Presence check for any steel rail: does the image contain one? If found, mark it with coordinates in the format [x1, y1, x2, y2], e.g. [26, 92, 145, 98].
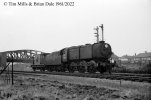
[8, 71, 151, 83]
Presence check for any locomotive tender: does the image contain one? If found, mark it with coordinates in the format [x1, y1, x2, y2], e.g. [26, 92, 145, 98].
[31, 41, 115, 73]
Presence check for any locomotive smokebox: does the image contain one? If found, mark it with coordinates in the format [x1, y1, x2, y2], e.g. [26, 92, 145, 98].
[92, 42, 112, 59]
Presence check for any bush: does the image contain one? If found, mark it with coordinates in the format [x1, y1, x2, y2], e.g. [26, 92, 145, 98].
[112, 63, 151, 74]
[140, 63, 151, 74]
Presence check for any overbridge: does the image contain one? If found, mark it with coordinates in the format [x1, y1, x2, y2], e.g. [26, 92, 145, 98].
[6, 49, 44, 63]
[0, 49, 44, 68]
[0, 49, 44, 84]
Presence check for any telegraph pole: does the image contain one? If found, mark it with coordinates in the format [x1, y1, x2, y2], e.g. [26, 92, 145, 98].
[99, 24, 104, 41]
[94, 26, 99, 43]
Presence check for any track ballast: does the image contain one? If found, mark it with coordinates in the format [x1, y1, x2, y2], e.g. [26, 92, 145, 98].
[10, 71, 151, 83]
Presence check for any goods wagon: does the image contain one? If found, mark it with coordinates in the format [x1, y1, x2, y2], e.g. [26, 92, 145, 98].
[33, 54, 41, 65]
[31, 53, 48, 71]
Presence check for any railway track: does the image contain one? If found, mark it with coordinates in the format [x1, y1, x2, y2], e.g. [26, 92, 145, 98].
[7, 71, 150, 83]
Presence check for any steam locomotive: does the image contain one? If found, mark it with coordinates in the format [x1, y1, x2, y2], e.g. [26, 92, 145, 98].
[31, 41, 115, 73]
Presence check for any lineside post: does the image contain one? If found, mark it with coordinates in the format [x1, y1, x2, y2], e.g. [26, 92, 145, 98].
[94, 26, 99, 43]
[8, 64, 10, 84]
[99, 24, 104, 41]
[11, 56, 14, 85]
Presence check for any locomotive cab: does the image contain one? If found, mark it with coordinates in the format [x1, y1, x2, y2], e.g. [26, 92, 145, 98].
[60, 48, 68, 63]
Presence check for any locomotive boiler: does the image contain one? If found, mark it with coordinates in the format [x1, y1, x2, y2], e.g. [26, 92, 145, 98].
[31, 41, 115, 73]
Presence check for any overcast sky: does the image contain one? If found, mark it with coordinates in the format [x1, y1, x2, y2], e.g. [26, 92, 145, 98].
[0, 0, 151, 56]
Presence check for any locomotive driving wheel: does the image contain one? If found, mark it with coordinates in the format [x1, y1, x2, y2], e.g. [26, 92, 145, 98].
[47, 67, 53, 72]
[68, 66, 75, 73]
[98, 62, 106, 74]
[87, 60, 97, 73]
[60, 65, 66, 72]
[46, 66, 53, 72]
[68, 62, 76, 73]
[78, 61, 87, 73]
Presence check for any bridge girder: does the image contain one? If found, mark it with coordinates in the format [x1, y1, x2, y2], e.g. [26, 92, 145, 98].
[3, 49, 44, 63]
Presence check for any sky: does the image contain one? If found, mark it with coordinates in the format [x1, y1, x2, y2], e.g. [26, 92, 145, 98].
[0, 0, 151, 56]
